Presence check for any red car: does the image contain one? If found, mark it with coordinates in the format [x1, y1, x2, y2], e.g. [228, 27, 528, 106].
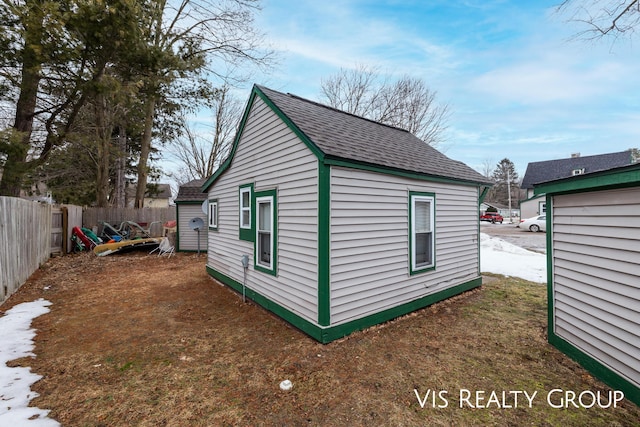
[480, 212, 504, 223]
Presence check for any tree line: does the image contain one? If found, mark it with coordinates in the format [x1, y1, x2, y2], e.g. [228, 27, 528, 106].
[0, 0, 272, 207]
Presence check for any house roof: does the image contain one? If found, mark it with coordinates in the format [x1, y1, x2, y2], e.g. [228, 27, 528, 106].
[521, 150, 634, 189]
[203, 85, 492, 191]
[256, 86, 491, 184]
[534, 162, 640, 196]
[175, 178, 207, 202]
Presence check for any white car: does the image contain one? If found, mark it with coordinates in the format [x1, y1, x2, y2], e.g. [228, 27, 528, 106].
[518, 215, 546, 232]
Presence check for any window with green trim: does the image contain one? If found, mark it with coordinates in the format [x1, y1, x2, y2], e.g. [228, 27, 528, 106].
[208, 199, 218, 230]
[254, 190, 277, 275]
[239, 184, 254, 241]
[410, 192, 435, 273]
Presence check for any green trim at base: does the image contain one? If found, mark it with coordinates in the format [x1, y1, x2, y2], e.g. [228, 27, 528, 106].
[206, 265, 481, 343]
[548, 332, 640, 407]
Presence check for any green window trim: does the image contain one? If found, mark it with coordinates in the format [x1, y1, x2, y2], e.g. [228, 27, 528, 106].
[239, 183, 254, 241]
[208, 198, 218, 230]
[409, 191, 436, 275]
[254, 189, 277, 276]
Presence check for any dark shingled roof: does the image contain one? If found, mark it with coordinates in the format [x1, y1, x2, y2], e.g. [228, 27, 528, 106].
[256, 86, 492, 185]
[521, 151, 634, 189]
[175, 178, 207, 202]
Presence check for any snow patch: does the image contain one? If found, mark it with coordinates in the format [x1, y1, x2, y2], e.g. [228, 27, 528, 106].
[0, 299, 60, 426]
[480, 233, 547, 283]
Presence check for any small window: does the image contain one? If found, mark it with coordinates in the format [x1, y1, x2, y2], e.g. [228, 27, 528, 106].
[240, 187, 251, 228]
[410, 192, 435, 274]
[239, 184, 254, 241]
[208, 199, 218, 230]
[254, 190, 277, 275]
[572, 168, 585, 176]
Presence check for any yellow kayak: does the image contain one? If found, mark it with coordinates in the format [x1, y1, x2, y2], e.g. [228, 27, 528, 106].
[93, 237, 162, 256]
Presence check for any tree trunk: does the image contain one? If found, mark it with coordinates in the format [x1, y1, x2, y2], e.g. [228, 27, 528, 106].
[114, 124, 127, 208]
[0, 1, 44, 196]
[95, 92, 112, 207]
[135, 96, 156, 208]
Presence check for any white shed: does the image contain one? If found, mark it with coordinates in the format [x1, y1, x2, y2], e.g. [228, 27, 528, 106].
[201, 85, 493, 343]
[535, 163, 640, 406]
[174, 178, 208, 253]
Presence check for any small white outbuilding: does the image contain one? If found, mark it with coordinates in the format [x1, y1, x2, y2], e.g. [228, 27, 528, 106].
[174, 178, 208, 253]
[535, 163, 640, 406]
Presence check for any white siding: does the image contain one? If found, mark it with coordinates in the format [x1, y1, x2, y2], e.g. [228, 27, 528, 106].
[207, 97, 319, 322]
[177, 204, 208, 252]
[551, 187, 640, 388]
[330, 167, 480, 324]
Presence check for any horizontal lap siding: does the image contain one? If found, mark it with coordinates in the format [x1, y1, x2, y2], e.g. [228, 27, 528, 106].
[551, 187, 640, 388]
[177, 205, 208, 251]
[207, 97, 319, 323]
[330, 167, 480, 324]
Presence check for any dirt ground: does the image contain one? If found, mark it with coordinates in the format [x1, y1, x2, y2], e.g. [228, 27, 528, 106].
[2, 251, 639, 426]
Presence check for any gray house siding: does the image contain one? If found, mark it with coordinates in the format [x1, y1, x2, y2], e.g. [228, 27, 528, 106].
[206, 97, 320, 322]
[176, 204, 208, 252]
[330, 167, 480, 324]
[550, 187, 640, 391]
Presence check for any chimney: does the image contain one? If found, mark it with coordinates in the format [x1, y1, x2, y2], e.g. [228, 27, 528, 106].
[571, 152, 580, 158]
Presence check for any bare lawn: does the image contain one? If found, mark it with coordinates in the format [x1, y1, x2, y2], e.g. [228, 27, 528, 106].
[3, 252, 639, 426]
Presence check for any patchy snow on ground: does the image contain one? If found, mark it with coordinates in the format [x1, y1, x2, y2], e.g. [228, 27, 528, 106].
[480, 232, 547, 283]
[0, 298, 60, 426]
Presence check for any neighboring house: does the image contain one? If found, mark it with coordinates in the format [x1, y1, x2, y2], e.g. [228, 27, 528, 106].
[534, 163, 640, 407]
[201, 85, 493, 343]
[520, 150, 636, 219]
[126, 183, 173, 208]
[174, 178, 208, 252]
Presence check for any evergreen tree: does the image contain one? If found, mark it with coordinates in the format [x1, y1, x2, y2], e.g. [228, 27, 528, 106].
[490, 158, 519, 206]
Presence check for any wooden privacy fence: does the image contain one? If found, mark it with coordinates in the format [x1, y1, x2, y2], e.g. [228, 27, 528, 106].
[83, 206, 176, 237]
[0, 196, 52, 302]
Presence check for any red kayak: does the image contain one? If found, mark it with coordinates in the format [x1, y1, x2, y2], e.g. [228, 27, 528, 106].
[72, 226, 95, 250]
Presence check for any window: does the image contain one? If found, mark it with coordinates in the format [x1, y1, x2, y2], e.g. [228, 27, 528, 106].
[410, 192, 435, 274]
[239, 184, 253, 241]
[208, 199, 218, 230]
[572, 168, 585, 176]
[254, 190, 277, 275]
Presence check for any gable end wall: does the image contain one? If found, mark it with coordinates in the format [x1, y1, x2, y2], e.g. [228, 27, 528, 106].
[206, 97, 320, 323]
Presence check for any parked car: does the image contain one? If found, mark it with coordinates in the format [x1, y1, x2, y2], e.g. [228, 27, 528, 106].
[518, 215, 546, 232]
[480, 212, 504, 223]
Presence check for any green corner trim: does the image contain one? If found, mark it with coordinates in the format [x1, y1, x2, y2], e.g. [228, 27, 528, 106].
[317, 161, 331, 326]
[206, 264, 481, 344]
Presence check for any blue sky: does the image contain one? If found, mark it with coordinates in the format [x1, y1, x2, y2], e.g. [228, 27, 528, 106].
[242, 0, 640, 178]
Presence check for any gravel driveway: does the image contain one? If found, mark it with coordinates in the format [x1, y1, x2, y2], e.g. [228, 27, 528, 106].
[480, 220, 547, 254]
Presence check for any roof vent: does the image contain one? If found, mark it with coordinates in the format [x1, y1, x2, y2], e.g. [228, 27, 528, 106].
[571, 152, 580, 158]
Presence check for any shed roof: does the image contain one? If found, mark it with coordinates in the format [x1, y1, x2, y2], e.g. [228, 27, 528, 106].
[175, 178, 207, 202]
[203, 85, 492, 191]
[521, 150, 634, 189]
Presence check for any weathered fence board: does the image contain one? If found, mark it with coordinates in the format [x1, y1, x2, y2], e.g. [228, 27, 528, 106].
[0, 197, 51, 302]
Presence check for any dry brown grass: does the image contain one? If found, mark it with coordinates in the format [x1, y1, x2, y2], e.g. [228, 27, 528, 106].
[3, 252, 639, 426]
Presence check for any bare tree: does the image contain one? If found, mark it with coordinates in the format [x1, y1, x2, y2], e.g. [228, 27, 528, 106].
[558, 1, 640, 41]
[320, 65, 450, 146]
[169, 85, 242, 181]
